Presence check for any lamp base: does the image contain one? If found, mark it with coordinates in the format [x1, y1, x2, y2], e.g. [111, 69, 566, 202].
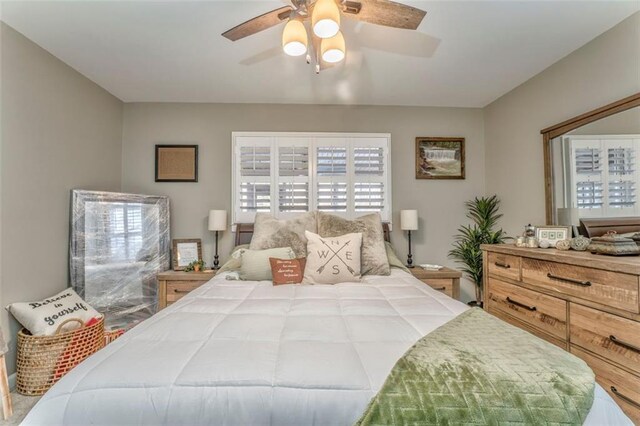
[406, 264, 415, 269]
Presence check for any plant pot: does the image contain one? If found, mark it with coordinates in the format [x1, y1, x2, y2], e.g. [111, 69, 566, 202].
[194, 265, 201, 272]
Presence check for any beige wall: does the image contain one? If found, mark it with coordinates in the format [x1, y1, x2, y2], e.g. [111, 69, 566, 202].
[0, 23, 123, 373]
[484, 12, 640, 235]
[568, 106, 640, 135]
[122, 103, 485, 302]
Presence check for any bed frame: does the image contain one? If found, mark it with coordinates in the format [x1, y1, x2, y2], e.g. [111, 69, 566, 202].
[578, 217, 640, 238]
[234, 222, 391, 246]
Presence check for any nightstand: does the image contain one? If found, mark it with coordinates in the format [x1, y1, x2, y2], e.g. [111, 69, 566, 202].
[157, 270, 217, 310]
[408, 267, 461, 300]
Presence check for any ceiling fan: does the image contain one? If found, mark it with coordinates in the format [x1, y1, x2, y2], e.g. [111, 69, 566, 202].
[222, 0, 427, 73]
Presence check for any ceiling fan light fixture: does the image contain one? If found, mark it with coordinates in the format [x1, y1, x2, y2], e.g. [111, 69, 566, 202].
[282, 19, 308, 56]
[321, 31, 345, 63]
[312, 0, 341, 39]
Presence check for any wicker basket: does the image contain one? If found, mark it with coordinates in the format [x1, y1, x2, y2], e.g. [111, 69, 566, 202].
[16, 317, 105, 395]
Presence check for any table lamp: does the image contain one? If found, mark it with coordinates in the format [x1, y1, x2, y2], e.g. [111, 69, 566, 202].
[400, 210, 418, 268]
[208, 210, 227, 270]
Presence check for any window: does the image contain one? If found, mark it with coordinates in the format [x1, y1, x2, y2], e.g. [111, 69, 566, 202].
[565, 136, 639, 218]
[232, 133, 391, 223]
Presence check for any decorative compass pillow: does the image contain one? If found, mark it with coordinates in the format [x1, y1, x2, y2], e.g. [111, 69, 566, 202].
[303, 231, 363, 285]
[6, 288, 101, 336]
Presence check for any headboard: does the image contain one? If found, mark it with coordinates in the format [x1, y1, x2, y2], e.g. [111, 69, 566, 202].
[578, 217, 640, 238]
[235, 222, 391, 247]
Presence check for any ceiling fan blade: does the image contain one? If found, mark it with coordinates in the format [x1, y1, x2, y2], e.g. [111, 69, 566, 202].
[222, 6, 293, 41]
[343, 0, 426, 30]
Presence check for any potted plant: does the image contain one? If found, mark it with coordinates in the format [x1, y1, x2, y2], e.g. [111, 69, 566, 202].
[184, 259, 206, 272]
[448, 195, 508, 307]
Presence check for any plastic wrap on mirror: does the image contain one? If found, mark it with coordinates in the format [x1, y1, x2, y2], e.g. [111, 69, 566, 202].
[70, 190, 170, 330]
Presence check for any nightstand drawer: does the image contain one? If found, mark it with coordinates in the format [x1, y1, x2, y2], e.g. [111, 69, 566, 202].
[421, 278, 452, 297]
[521, 258, 639, 313]
[487, 278, 567, 340]
[570, 303, 640, 375]
[487, 252, 521, 281]
[571, 346, 640, 424]
[166, 280, 208, 304]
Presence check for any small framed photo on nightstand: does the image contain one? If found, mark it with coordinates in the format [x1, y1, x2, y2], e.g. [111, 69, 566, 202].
[535, 226, 571, 247]
[172, 239, 202, 270]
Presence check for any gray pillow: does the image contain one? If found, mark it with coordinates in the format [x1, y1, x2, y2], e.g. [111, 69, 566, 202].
[249, 212, 317, 258]
[385, 241, 410, 273]
[317, 212, 390, 276]
[239, 247, 296, 281]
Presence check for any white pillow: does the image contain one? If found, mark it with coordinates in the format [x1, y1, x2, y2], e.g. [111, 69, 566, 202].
[303, 231, 362, 284]
[6, 288, 101, 336]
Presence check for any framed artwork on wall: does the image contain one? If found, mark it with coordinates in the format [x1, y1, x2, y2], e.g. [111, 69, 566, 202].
[415, 137, 465, 180]
[172, 239, 203, 271]
[155, 144, 198, 182]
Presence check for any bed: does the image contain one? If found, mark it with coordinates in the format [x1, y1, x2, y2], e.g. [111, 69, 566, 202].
[23, 268, 631, 425]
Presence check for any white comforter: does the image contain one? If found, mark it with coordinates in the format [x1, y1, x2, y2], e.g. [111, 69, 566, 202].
[24, 270, 631, 425]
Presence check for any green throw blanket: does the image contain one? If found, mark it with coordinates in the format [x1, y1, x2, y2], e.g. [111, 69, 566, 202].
[356, 309, 595, 425]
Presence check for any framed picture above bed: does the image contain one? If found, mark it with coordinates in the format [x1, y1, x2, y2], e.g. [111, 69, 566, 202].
[415, 137, 465, 180]
[172, 239, 203, 271]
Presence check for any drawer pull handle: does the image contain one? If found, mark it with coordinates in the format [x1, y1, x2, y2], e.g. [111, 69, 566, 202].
[546, 273, 592, 287]
[609, 335, 640, 353]
[172, 289, 190, 294]
[432, 286, 446, 291]
[494, 262, 511, 269]
[610, 386, 640, 408]
[506, 297, 536, 311]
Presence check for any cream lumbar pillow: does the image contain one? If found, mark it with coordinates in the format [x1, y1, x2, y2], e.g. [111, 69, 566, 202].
[303, 231, 362, 285]
[239, 247, 296, 281]
[6, 288, 101, 336]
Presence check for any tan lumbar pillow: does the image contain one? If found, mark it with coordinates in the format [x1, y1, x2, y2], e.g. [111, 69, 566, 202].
[303, 231, 362, 284]
[6, 288, 101, 336]
[238, 247, 296, 281]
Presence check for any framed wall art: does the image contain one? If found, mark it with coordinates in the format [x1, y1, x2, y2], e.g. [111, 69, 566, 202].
[172, 239, 203, 270]
[415, 137, 465, 179]
[155, 144, 198, 182]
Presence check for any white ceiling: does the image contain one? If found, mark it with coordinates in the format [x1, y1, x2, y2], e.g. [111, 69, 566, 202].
[1, 1, 638, 107]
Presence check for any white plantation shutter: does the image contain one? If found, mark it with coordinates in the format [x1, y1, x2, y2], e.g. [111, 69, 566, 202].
[352, 140, 388, 218]
[277, 139, 311, 216]
[235, 137, 274, 222]
[233, 133, 392, 224]
[316, 142, 349, 214]
[567, 136, 640, 218]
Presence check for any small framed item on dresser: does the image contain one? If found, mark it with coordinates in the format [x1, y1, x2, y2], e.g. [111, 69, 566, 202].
[172, 239, 202, 271]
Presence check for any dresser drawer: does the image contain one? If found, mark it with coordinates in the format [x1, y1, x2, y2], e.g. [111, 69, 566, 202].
[522, 258, 639, 313]
[487, 252, 521, 281]
[421, 278, 453, 298]
[166, 280, 208, 304]
[571, 346, 640, 424]
[490, 308, 566, 350]
[570, 303, 640, 375]
[487, 278, 567, 340]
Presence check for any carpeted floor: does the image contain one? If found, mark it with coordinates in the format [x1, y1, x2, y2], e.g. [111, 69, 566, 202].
[0, 393, 40, 426]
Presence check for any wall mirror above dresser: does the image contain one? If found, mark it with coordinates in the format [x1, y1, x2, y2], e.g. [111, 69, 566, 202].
[541, 93, 640, 226]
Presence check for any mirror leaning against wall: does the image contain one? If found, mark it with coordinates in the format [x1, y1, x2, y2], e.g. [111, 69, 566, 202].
[542, 94, 640, 232]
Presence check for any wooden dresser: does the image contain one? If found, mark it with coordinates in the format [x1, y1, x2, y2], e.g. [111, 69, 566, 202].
[409, 267, 461, 300]
[157, 270, 217, 310]
[482, 244, 640, 423]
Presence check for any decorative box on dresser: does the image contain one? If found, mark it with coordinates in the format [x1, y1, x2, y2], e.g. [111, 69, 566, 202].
[157, 270, 217, 310]
[409, 267, 461, 300]
[482, 244, 640, 423]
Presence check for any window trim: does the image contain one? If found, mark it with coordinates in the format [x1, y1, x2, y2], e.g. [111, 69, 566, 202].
[232, 131, 392, 227]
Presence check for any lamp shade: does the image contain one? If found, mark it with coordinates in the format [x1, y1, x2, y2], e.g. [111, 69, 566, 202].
[312, 0, 340, 39]
[208, 210, 227, 231]
[400, 210, 418, 231]
[321, 31, 345, 63]
[282, 19, 308, 57]
[557, 207, 579, 226]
